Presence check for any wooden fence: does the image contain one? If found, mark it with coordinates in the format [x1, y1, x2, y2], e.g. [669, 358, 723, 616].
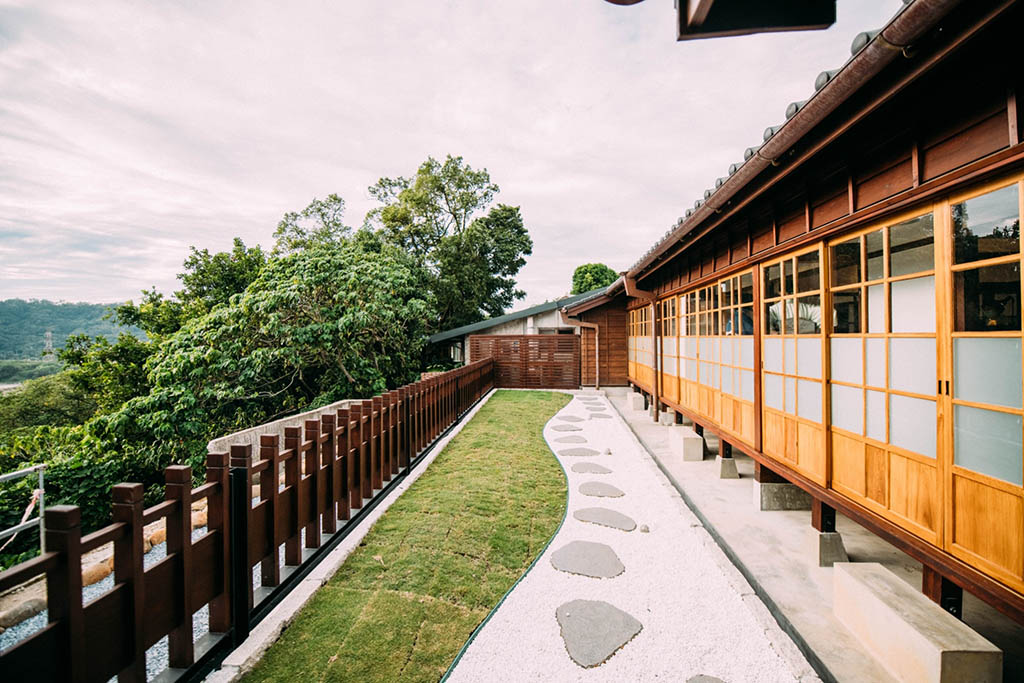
[0, 358, 494, 682]
[469, 334, 580, 389]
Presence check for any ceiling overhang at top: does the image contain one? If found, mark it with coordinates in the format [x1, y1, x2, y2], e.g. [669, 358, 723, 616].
[676, 0, 836, 41]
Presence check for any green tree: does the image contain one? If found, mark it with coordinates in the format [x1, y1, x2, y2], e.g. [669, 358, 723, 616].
[58, 333, 153, 414]
[366, 155, 532, 331]
[571, 263, 618, 294]
[0, 372, 97, 436]
[273, 194, 350, 255]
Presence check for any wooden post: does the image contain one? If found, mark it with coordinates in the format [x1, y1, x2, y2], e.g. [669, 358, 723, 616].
[360, 402, 372, 499]
[348, 404, 363, 510]
[371, 397, 383, 489]
[229, 445, 254, 613]
[165, 464, 194, 668]
[336, 408, 351, 521]
[259, 434, 281, 586]
[721, 441, 733, 458]
[922, 565, 964, 620]
[304, 419, 321, 549]
[45, 505, 85, 683]
[112, 484, 145, 683]
[397, 388, 408, 470]
[205, 452, 230, 632]
[321, 414, 337, 534]
[811, 499, 836, 533]
[283, 427, 302, 566]
[753, 461, 787, 484]
[389, 391, 399, 476]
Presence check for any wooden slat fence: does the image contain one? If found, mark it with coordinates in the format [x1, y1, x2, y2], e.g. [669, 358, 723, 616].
[469, 334, 580, 389]
[0, 358, 494, 682]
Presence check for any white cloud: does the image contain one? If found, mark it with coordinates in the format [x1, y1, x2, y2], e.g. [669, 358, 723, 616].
[0, 0, 902, 306]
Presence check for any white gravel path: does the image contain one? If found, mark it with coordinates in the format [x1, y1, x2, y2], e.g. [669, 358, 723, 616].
[447, 392, 816, 683]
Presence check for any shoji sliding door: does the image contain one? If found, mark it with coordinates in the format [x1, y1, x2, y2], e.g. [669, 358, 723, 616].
[660, 297, 680, 404]
[944, 177, 1024, 592]
[718, 271, 756, 445]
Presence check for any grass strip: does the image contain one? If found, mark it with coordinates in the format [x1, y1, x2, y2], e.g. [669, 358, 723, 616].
[243, 389, 571, 683]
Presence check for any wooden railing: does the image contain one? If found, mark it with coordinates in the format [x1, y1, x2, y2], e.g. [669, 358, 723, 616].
[0, 358, 494, 682]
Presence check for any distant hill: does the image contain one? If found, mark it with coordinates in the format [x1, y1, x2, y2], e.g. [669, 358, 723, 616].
[0, 299, 145, 359]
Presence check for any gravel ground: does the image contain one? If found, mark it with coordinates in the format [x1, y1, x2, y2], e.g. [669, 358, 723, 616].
[447, 393, 814, 683]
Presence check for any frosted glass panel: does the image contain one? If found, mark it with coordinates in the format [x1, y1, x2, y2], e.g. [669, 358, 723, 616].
[866, 390, 886, 442]
[891, 276, 935, 333]
[830, 338, 862, 384]
[889, 338, 935, 396]
[867, 284, 885, 333]
[684, 338, 697, 358]
[721, 338, 733, 365]
[711, 338, 719, 360]
[798, 380, 822, 422]
[741, 370, 754, 402]
[721, 366, 733, 396]
[866, 338, 885, 388]
[739, 338, 754, 369]
[685, 359, 698, 380]
[890, 395, 936, 458]
[663, 355, 677, 375]
[954, 337, 1022, 409]
[785, 377, 796, 414]
[765, 374, 783, 410]
[831, 384, 862, 434]
[700, 337, 713, 360]
[784, 339, 796, 375]
[954, 405, 1023, 486]
[764, 338, 783, 373]
[797, 338, 822, 379]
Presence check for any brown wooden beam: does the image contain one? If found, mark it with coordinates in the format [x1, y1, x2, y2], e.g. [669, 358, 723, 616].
[923, 565, 964, 620]
[811, 499, 837, 534]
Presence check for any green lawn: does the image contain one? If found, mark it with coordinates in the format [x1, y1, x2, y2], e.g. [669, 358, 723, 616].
[244, 389, 571, 683]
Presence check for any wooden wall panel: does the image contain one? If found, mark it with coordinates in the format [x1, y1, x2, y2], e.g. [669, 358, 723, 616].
[579, 299, 629, 387]
[921, 110, 1008, 181]
[952, 475, 1024, 587]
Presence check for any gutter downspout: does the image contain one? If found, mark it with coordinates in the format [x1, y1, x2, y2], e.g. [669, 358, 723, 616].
[560, 310, 600, 389]
[624, 274, 660, 419]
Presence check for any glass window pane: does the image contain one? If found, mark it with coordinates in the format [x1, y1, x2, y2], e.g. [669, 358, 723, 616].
[741, 370, 755, 402]
[832, 288, 861, 333]
[721, 366, 733, 396]
[797, 338, 822, 379]
[765, 373, 783, 410]
[831, 384, 863, 434]
[784, 338, 796, 376]
[739, 338, 754, 369]
[954, 406, 1023, 486]
[889, 394, 936, 458]
[866, 390, 886, 442]
[720, 279, 732, 307]
[764, 338, 784, 372]
[952, 184, 1020, 265]
[721, 336, 733, 364]
[685, 359, 698, 380]
[889, 213, 934, 277]
[766, 301, 782, 335]
[740, 306, 754, 335]
[785, 376, 796, 414]
[784, 259, 794, 296]
[830, 338, 862, 384]
[831, 238, 861, 286]
[700, 337, 713, 361]
[712, 309, 720, 335]
[891, 276, 935, 333]
[700, 361, 711, 386]
[684, 338, 697, 358]
[953, 262, 1021, 332]
[797, 252, 820, 292]
[866, 229, 884, 281]
[866, 338, 885, 388]
[711, 285, 719, 311]
[699, 288, 707, 311]
[784, 299, 795, 335]
[954, 337, 1022, 409]
[740, 272, 754, 303]
[867, 284, 885, 334]
[796, 295, 822, 334]
[889, 338, 936, 396]
[798, 379, 822, 422]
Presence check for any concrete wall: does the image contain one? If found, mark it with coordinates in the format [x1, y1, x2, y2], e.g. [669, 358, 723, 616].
[207, 398, 365, 455]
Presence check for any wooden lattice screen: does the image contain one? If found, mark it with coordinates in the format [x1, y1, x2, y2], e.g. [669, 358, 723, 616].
[469, 334, 580, 389]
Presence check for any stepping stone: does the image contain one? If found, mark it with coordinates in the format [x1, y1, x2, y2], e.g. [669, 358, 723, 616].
[589, 413, 612, 419]
[579, 481, 624, 498]
[559, 415, 584, 422]
[555, 435, 587, 443]
[585, 406, 605, 412]
[559, 447, 600, 457]
[556, 599, 642, 668]
[574, 507, 636, 532]
[687, 677, 725, 683]
[577, 399, 600, 404]
[572, 462, 611, 474]
[550, 541, 625, 578]
[552, 424, 582, 432]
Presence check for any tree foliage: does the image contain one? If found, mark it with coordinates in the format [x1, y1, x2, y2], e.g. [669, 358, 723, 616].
[0, 299, 141, 360]
[571, 263, 618, 295]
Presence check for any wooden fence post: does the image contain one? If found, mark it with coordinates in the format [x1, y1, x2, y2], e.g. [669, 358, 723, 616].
[45, 505, 85, 683]
[304, 419, 321, 549]
[370, 397, 382, 490]
[260, 435, 281, 586]
[206, 452, 230, 632]
[348, 404, 362, 510]
[230, 445, 254, 614]
[283, 427, 302, 566]
[321, 413, 337, 535]
[112, 484, 145, 683]
[335, 408, 350, 521]
[166, 464, 194, 668]
[398, 388, 409, 470]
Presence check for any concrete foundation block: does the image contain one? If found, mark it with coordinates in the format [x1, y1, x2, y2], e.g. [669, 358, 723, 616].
[752, 480, 811, 511]
[815, 531, 848, 567]
[717, 456, 739, 479]
[627, 393, 645, 411]
[668, 425, 704, 462]
[833, 562, 1001, 682]
[658, 410, 675, 426]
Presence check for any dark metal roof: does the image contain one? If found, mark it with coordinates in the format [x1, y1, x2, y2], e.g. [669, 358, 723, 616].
[428, 287, 609, 343]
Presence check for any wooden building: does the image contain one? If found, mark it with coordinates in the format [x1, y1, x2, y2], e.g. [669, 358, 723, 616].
[565, 0, 1024, 624]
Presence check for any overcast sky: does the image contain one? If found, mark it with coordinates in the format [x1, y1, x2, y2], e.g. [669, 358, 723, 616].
[0, 0, 901, 309]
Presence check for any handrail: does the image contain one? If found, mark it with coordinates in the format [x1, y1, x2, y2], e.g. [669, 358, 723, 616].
[0, 462, 46, 553]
